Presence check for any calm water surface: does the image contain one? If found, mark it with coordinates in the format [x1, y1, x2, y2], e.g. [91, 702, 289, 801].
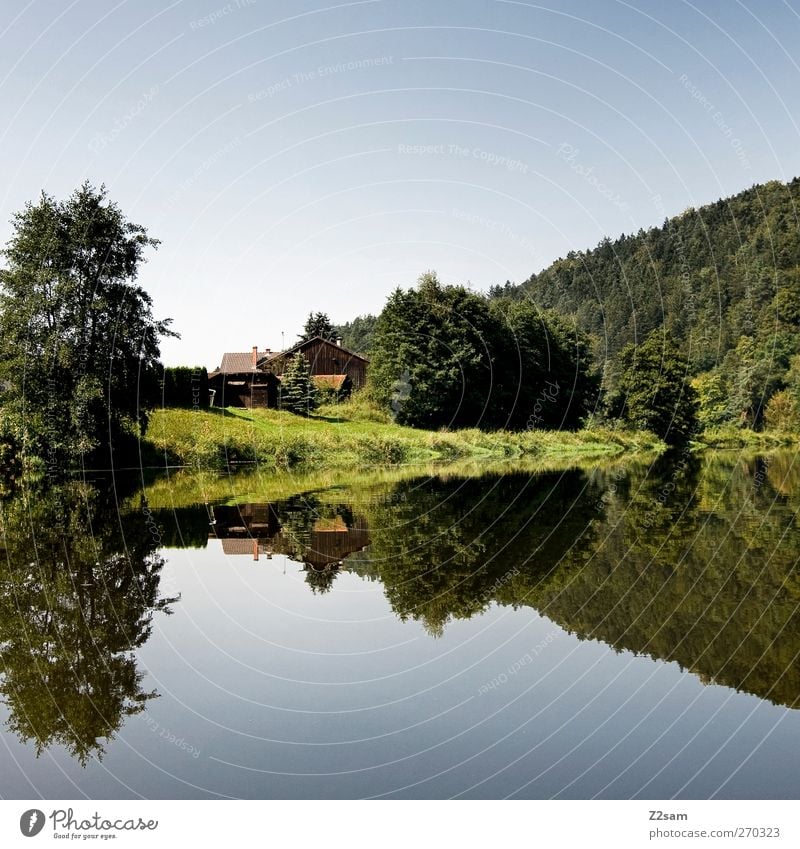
[1, 450, 799, 798]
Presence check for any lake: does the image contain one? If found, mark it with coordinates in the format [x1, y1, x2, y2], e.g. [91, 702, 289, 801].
[1, 449, 799, 799]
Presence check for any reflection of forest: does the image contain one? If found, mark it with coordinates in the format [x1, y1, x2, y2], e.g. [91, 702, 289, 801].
[2, 451, 798, 767]
[357, 453, 800, 708]
[0, 483, 177, 763]
[158, 452, 800, 708]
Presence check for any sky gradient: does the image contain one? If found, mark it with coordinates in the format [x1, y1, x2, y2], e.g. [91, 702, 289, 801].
[1, 0, 799, 366]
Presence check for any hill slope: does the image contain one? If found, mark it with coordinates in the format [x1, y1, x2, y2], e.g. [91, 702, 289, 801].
[495, 177, 800, 426]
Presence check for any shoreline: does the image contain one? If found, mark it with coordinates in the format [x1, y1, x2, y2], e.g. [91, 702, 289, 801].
[144, 406, 666, 474]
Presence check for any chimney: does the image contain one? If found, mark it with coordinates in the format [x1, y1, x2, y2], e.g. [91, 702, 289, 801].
[336, 337, 342, 347]
[252, 346, 258, 368]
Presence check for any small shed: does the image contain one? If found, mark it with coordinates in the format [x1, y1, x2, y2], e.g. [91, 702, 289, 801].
[208, 347, 279, 408]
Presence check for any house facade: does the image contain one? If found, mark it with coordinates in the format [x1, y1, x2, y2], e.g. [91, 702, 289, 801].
[207, 347, 279, 408]
[260, 337, 368, 391]
[209, 337, 368, 409]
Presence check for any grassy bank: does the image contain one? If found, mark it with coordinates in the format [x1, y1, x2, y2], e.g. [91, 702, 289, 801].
[144, 405, 664, 473]
[130, 450, 658, 510]
[697, 426, 800, 449]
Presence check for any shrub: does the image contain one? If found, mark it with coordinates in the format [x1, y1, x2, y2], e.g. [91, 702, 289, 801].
[765, 390, 800, 431]
[162, 366, 209, 408]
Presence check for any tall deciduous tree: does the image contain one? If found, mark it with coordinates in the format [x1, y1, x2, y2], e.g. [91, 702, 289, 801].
[0, 182, 174, 467]
[610, 330, 698, 445]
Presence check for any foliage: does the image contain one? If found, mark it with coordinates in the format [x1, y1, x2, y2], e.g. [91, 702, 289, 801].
[162, 366, 208, 409]
[0, 482, 177, 763]
[489, 297, 599, 429]
[501, 177, 800, 429]
[300, 311, 337, 342]
[280, 353, 320, 416]
[335, 313, 377, 353]
[764, 390, 800, 431]
[368, 272, 598, 430]
[317, 386, 391, 423]
[691, 371, 728, 429]
[0, 182, 174, 468]
[312, 375, 347, 406]
[0, 414, 23, 494]
[609, 330, 698, 445]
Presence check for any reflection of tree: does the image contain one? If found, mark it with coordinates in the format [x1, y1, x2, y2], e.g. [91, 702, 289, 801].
[538, 452, 800, 708]
[351, 454, 800, 708]
[304, 565, 338, 595]
[0, 483, 177, 764]
[277, 497, 362, 594]
[353, 471, 601, 636]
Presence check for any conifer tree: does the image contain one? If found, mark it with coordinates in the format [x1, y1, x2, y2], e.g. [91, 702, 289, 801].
[280, 353, 319, 415]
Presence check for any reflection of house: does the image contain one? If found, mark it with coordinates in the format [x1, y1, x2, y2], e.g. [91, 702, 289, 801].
[208, 337, 368, 408]
[301, 516, 370, 569]
[210, 502, 370, 569]
[207, 348, 279, 409]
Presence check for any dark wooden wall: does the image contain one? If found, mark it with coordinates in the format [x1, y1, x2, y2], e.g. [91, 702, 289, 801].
[209, 373, 279, 408]
[268, 339, 367, 389]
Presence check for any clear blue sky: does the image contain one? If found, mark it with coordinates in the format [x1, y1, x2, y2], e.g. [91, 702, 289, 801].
[2, 0, 799, 366]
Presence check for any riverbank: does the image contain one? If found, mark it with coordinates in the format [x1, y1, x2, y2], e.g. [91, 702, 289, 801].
[144, 406, 665, 473]
[698, 426, 800, 449]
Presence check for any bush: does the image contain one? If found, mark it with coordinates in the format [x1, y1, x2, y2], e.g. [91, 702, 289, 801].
[765, 390, 800, 431]
[317, 387, 391, 423]
[162, 366, 208, 409]
[352, 435, 408, 465]
[0, 417, 23, 493]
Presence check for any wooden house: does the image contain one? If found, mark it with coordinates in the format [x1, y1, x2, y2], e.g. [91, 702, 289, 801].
[208, 347, 279, 408]
[260, 336, 368, 391]
[209, 337, 368, 409]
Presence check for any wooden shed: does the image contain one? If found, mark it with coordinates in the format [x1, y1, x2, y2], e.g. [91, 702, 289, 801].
[208, 347, 279, 408]
[261, 337, 368, 391]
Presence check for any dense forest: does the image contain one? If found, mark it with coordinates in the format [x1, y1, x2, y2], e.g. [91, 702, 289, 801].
[342, 178, 800, 431]
[494, 177, 800, 428]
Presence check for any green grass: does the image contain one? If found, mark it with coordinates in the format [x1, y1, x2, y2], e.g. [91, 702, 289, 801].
[144, 403, 664, 474]
[130, 450, 659, 510]
[698, 426, 800, 448]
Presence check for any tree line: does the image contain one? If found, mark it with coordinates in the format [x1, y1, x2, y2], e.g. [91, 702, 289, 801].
[14, 178, 795, 477]
[497, 177, 800, 430]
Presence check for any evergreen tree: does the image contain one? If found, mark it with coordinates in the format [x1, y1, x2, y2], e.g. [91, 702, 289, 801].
[335, 313, 377, 353]
[369, 273, 596, 430]
[301, 312, 337, 342]
[498, 177, 800, 430]
[280, 353, 319, 415]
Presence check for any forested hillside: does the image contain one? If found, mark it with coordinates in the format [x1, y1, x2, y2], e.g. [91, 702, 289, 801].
[494, 177, 800, 428]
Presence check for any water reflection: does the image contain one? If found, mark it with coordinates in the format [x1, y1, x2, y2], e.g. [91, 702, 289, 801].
[149, 452, 800, 707]
[210, 499, 369, 594]
[2, 450, 799, 772]
[0, 484, 178, 763]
